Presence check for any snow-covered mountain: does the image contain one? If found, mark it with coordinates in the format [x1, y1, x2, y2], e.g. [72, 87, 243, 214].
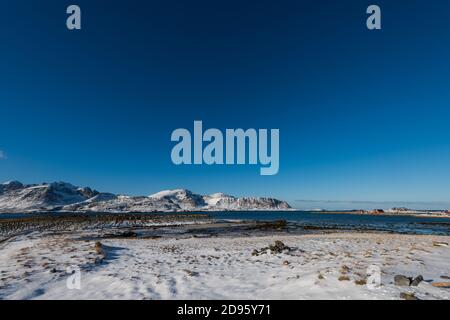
[0, 181, 292, 213]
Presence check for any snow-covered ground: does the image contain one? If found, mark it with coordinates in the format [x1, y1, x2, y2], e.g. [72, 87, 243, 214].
[1, 229, 449, 300]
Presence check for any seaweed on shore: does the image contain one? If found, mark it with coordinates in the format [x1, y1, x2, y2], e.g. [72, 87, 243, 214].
[0, 213, 210, 240]
[246, 220, 288, 231]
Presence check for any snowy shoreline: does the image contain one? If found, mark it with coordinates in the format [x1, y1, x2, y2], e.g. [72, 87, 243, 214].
[1, 220, 449, 300]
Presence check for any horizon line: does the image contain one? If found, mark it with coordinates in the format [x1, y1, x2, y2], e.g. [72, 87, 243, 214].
[295, 199, 450, 206]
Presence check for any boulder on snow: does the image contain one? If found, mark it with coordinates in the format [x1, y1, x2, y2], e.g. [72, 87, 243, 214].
[269, 240, 290, 254]
[394, 274, 424, 287]
[410, 275, 423, 286]
[394, 275, 412, 286]
[400, 292, 419, 300]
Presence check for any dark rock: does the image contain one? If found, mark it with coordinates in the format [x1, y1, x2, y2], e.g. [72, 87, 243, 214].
[400, 292, 419, 300]
[94, 242, 104, 254]
[94, 241, 107, 258]
[394, 275, 412, 286]
[355, 279, 367, 285]
[340, 265, 351, 274]
[269, 241, 290, 254]
[183, 269, 199, 277]
[253, 241, 291, 256]
[411, 275, 423, 286]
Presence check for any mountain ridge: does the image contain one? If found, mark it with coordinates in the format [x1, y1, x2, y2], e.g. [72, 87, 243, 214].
[0, 181, 292, 213]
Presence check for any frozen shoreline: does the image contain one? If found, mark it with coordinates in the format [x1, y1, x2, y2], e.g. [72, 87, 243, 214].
[1, 223, 449, 300]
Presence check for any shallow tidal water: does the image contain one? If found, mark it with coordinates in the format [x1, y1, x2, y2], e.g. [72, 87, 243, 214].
[2, 211, 450, 236]
[209, 211, 450, 236]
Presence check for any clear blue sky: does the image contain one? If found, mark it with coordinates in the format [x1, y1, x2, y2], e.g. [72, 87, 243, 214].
[1, 1, 450, 208]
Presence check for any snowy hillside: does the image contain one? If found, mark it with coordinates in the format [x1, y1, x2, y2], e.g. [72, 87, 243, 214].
[0, 181, 98, 212]
[0, 181, 292, 213]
